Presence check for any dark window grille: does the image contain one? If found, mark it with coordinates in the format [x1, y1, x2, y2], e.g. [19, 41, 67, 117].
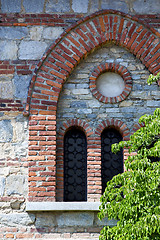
[64, 128, 87, 201]
[101, 128, 123, 194]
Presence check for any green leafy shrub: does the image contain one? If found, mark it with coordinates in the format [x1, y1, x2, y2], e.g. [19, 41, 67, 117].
[147, 72, 160, 85]
[98, 74, 160, 239]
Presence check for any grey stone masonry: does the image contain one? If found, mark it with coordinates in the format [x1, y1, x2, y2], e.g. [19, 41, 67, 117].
[1, 0, 21, 13]
[72, 0, 89, 13]
[23, 0, 45, 13]
[0, 177, 5, 197]
[0, 40, 18, 60]
[56, 44, 160, 132]
[6, 174, 27, 196]
[46, 0, 71, 13]
[43, 27, 64, 40]
[0, 76, 13, 99]
[0, 26, 65, 62]
[19, 41, 48, 60]
[0, 213, 35, 227]
[0, 0, 160, 14]
[13, 75, 31, 101]
[0, 120, 13, 142]
[101, 0, 129, 13]
[133, 0, 160, 14]
[57, 212, 94, 227]
[0, 27, 28, 40]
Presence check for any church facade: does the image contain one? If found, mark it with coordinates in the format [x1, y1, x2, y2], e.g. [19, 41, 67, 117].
[0, 1, 160, 239]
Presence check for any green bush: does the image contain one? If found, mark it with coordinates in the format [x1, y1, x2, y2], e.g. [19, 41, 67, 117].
[98, 75, 160, 240]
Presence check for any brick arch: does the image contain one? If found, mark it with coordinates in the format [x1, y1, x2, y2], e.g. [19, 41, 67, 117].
[132, 121, 145, 135]
[95, 118, 130, 140]
[24, 9, 160, 117]
[26, 10, 160, 202]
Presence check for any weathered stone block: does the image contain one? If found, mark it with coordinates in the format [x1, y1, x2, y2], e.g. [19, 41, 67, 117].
[0, 213, 35, 227]
[43, 27, 64, 40]
[77, 73, 88, 79]
[77, 109, 92, 114]
[10, 199, 24, 210]
[6, 175, 27, 196]
[14, 141, 28, 157]
[95, 216, 117, 227]
[88, 100, 101, 108]
[88, 114, 97, 119]
[1, 0, 21, 13]
[0, 27, 28, 40]
[71, 101, 87, 108]
[72, 89, 89, 95]
[0, 81, 13, 99]
[35, 213, 56, 227]
[88, 0, 99, 13]
[106, 108, 120, 113]
[0, 177, 5, 197]
[101, 0, 129, 13]
[133, 0, 160, 14]
[146, 101, 160, 107]
[119, 101, 133, 107]
[46, 0, 70, 13]
[30, 27, 43, 41]
[23, 0, 45, 13]
[72, 0, 88, 13]
[0, 41, 18, 60]
[19, 41, 47, 60]
[57, 212, 94, 227]
[0, 120, 13, 143]
[64, 84, 76, 89]
[13, 75, 31, 100]
[76, 84, 88, 89]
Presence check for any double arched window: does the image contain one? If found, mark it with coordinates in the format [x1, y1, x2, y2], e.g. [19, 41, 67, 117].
[63, 127, 123, 201]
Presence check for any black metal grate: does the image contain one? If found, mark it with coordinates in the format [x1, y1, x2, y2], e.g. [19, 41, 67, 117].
[64, 128, 87, 201]
[101, 128, 123, 194]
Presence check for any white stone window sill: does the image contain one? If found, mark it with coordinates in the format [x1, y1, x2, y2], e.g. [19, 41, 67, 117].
[26, 202, 100, 211]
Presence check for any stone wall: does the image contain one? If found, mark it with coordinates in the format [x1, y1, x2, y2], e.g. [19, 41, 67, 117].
[0, 0, 160, 15]
[0, 1, 160, 240]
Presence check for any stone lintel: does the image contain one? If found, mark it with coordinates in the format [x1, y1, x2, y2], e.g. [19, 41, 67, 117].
[26, 201, 100, 211]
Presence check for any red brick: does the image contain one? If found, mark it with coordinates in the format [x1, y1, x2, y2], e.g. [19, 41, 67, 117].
[66, 34, 80, 47]
[28, 176, 46, 181]
[39, 161, 55, 166]
[128, 23, 136, 38]
[118, 18, 124, 34]
[75, 27, 88, 41]
[56, 61, 72, 72]
[58, 43, 73, 55]
[50, 69, 66, 80]
[86, 22, 96, 35]
[99, 16, 105, 32]
[134, 39, 146, 54]
[16, 233, 34, 238]
[6, 234, 14, 238]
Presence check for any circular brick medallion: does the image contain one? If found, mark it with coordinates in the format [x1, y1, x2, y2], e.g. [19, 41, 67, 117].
[89, 63, 132, 103]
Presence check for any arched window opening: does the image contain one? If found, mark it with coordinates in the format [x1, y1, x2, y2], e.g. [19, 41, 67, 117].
[101, 128, 123, 194]
[64, 127, 87, 201]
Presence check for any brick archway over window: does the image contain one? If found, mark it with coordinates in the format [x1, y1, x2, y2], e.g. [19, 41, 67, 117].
[25, 10, 160, 202]
[56, 119, 99, 202]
